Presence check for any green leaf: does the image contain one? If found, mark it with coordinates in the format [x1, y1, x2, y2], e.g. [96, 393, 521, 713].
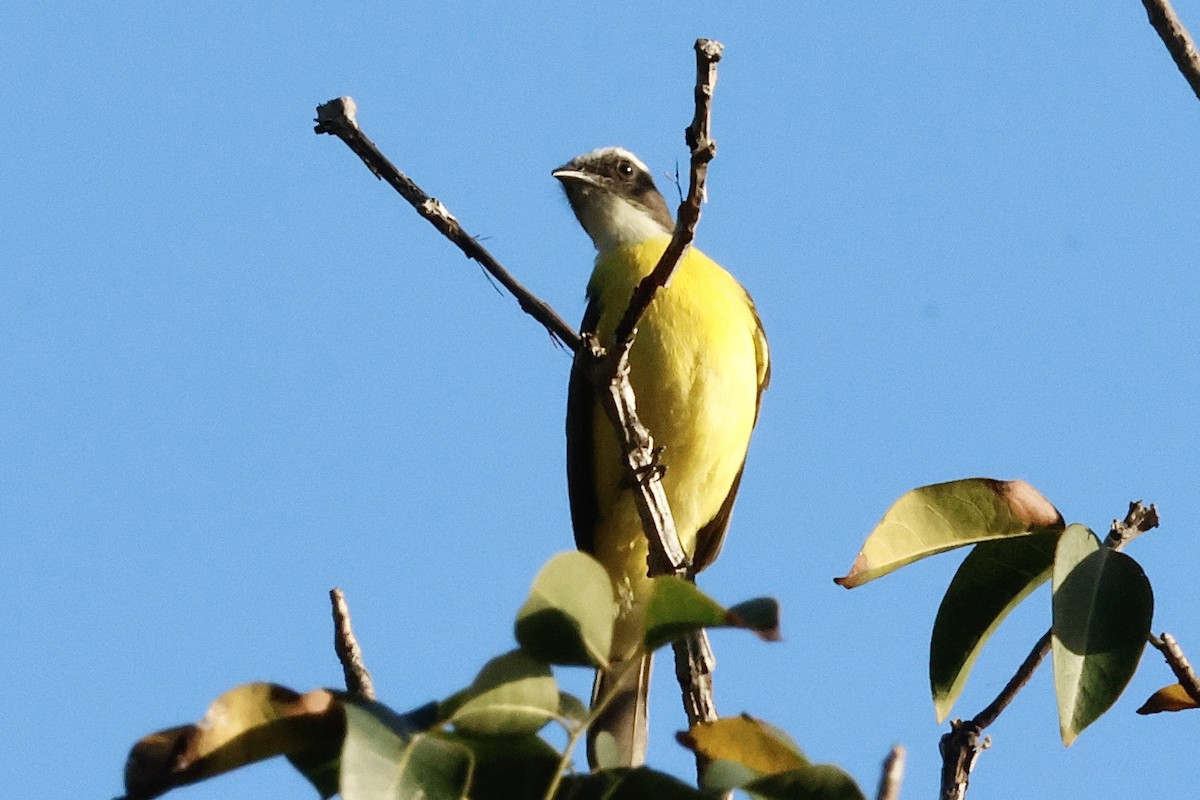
[930, 531, 1058, 722]
[741, 765, 867, 800]
[1051, 524, 1154, 745]
[341, 705, 473, 800]
[437, 688, 471, 725]
[557, 691, 589, 730]
[836, 478, 1064, 588]
[515, 551, 616, 667]
[292, 698, 436, 797]
[643, 577, 781, 651]
[442, 733, 558, 800]
[449, 651, 559, 737]
[702, 759, 766, 793]
[560, 767, 709, 800]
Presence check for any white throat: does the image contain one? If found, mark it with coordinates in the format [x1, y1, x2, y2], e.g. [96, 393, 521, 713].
[581, 193, 673, 254]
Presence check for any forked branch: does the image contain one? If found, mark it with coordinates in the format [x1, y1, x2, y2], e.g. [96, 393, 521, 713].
[938, 501, 1159, 800]
[315, 37, 730, 781]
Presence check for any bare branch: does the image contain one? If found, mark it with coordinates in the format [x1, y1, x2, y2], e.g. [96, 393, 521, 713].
[938, 722, 988, 800]
[587, 40, 729, 785]
[876, 744, 906, 800]
[673, 629, 719, 734]
[330, 587, 376, 701]
[671, 631, 727, 791]
[313, 39, 722, 580]
[313, 97, 580, 351]
[316, 39, 728, 779]
[587, 38, 725, 582]
[610, 39, 723, 352]
[1103, 500, 1159, 550]
[585, 336, 689, 575]
[1141, 0, 1200, 102]
[1149, 632, 1200, 704]
[938, 500, 1159, 799]
[971, 630, 1052, 731]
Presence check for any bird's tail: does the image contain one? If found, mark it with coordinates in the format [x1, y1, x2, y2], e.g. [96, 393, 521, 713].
[587, 652, 653, 769]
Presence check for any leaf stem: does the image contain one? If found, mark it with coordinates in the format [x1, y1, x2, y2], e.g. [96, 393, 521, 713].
[937, 500, 1159, 800]
[542, 683, 624, 800]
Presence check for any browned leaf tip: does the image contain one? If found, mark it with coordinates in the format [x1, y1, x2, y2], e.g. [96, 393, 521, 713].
[724, 610, 782, 642]
[992, 479, 1064, 530]
[122, 725, 195, 800]
[833, 552, 869, 589]
[122, 685, 344, 800]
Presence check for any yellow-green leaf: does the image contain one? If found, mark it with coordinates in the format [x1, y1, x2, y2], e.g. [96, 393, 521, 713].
[440, 733, 559, 800]
[836, 478, 1063, 588]
[562, 767, 709, 799]
[742, 765, 867, 800]
[515, 551, 615, 667]
[930, 531, 1058, 722]
[448, 651, 558, 737]
[1136, 683, 1200, 715]
[122, 683, 344, 800]
[681, 715, 807, 778]
[557, 691, 589, 729]
[340, 707, 472, 800]
[1052, 524, 1154, 745]
[644, 577, 781, 651]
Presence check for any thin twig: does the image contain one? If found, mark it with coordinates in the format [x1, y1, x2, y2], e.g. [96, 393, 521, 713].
[315, 39, 728, 778]
[330, 588, 376, 701]
[313, 97, 580, 350]
[972, 631, 1053, 731]
[1103, 500, 1159, 550]
[609, 39, 723, 351]
[938, 501, 1159, 800]
[585, 336, 689, 575]
[313, 91, 692, 577]
[591, 39, 727, 786]
[672, 629, 719, 774]
[1148, 632, 1200, 704]
[876, 744, 906, 800]
[1141, 0, 1200, 102]
[663, 41, 727, 787]
[580, 38, 725, 582]
[938, 722, 988, 800]
[543, 681, 626, 800]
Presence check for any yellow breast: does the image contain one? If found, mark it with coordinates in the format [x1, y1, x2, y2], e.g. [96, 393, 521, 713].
[586, 237, 766, 648]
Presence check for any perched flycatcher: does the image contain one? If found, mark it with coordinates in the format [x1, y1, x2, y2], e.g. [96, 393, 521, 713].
[554, 147, 770, 768]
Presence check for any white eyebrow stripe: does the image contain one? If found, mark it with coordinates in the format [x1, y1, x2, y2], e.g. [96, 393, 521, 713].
[583, 146, 652, 175]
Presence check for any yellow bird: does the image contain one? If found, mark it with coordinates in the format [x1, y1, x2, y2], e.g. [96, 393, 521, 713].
[554, 147, 770, 768]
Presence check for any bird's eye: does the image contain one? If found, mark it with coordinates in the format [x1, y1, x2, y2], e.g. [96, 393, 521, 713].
[616, 160, 634, 178]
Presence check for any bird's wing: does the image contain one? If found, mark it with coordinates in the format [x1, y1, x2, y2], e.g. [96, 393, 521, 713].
[692, 294, 770, 574]
[566, 297, 603, 555]
[750, 295, 772, 420]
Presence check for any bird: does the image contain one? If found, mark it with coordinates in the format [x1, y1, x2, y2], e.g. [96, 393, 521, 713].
[554, 147, 770, 768]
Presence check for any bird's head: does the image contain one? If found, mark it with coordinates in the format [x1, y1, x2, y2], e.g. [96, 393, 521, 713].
[553, 147, 675, 253]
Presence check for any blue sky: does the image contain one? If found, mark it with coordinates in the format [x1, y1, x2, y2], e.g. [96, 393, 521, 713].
[4, 3, 1198, 798]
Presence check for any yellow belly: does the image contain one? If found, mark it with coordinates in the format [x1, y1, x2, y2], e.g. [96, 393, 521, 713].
[586, 238, 763, 655]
